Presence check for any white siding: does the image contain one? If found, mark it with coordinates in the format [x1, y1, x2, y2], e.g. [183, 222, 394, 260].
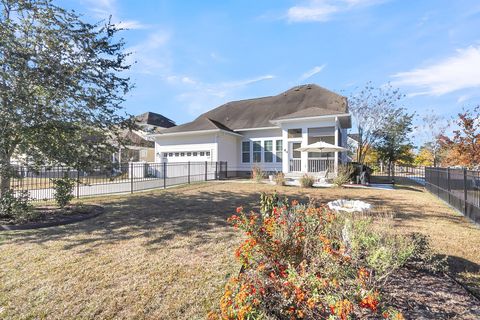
[235, 129, 283, 172]
[217, 133, 240, 168]
[155, 133, 218, 163]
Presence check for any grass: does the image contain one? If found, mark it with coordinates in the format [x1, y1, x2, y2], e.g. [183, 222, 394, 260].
[0, 181, 479, 319]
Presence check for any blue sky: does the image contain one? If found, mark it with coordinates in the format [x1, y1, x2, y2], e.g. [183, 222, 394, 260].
[62, 0, 480, 145]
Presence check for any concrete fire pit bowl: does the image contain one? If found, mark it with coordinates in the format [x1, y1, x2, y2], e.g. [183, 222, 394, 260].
[327, 199, 372, 213]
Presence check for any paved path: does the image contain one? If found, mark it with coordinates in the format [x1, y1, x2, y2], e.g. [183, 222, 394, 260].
[406, 176, 426, 186]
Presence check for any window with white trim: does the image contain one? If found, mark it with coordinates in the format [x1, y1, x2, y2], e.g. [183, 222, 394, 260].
[264, 140, 273, 162]
[276, 140, 283, 163]
[253, 141, 261, 163]
[242, 141, 250, 163]
[288, 128, 302, 138]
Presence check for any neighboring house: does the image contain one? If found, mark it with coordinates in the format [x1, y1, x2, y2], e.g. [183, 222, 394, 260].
[114, 112, 176, 163]
[151, 84, 351, 176]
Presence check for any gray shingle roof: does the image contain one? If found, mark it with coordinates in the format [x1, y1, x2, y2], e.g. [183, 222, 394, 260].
[135, 112, 176, 128]
[159, 117, 236, 134]
[159, 84, 349, 135]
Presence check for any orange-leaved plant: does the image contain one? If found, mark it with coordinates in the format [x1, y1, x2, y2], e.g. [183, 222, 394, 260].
[209, 194, 411, 320]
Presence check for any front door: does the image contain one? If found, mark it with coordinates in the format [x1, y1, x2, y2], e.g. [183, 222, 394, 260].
[289, 142, 302, 172]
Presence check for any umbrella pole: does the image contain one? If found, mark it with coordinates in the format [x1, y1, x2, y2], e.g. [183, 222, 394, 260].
[327, 153, 329, 172]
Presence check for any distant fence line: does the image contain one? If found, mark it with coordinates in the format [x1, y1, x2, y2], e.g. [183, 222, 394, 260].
[425, 167, 480, 224]
[365, 163, 426, 185]
[364, 162, 480, 224]
[10, 162, 228, 201]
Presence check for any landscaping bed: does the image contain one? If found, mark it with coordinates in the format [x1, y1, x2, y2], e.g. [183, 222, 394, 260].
[385, 267, 480, 319]
[0, 205, 104, 230]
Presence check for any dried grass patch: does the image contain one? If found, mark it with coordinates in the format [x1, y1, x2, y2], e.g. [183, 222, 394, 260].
[0, 181, 479, 319]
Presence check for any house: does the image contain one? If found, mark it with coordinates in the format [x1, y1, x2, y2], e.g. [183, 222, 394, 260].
[151, 84, 351, 176]
[114, 112, 176, 163]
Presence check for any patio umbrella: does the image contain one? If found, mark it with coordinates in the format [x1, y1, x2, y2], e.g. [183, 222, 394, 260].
[295, 141, 347, 153]
[295, 141, 347, 172]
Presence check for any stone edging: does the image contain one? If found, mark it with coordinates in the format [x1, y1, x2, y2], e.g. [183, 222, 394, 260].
[0, 205, 105, 231]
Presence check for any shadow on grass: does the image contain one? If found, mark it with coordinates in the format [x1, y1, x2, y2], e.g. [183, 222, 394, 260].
[2, 182, 479, 281]
[1, 184, 264, 251]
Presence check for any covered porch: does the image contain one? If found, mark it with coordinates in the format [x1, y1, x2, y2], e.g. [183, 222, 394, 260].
[281, 122, 347, 176]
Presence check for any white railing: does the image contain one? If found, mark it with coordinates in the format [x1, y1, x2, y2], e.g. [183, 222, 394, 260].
[308, 159, 334, 173]
[289, 159, 302, 172]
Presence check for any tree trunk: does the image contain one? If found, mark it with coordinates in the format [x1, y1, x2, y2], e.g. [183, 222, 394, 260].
[0, 155, 12, 199]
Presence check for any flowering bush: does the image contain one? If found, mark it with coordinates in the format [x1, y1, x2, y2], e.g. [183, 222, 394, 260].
[209, 194, 412, 320]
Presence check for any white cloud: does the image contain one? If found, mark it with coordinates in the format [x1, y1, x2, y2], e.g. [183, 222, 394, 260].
[174, 75, 276, 116]
[224, 75, 275, 88]
[391, 46, 480, 96]
[83, 0, 147, 30]
[299, 65, 326, 81]
[115, 20, 149, 30]
[126, 31, 172, 74]
[286, 0, 386, 22]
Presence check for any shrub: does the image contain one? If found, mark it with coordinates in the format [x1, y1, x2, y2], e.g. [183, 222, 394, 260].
[299, 174, 315, 188]
[51, 176, 76, 208]
[333, 164, 354, 187]
[274, 172, 286, 186]
[0, 189, 35, 222]
[209, 194, 413, 319]
[251, 166, 264, 183]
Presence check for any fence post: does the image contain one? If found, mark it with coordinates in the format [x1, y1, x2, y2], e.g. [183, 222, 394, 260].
[76, 169, 80, 199]
[463, 168, 467, 215]
[205, 161, 208, 181]
[163, 162, 167, 189]
[226, 162, 228, 179]
[188, 162, 191, 184]
[391, 163, 395, 185]
[130, 162, 134, 194]
[215, 162, 218, 180]
[447, 167, 451, 205]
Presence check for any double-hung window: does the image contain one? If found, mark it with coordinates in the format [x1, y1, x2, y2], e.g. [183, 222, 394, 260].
[276, 140, 283, 163]
[242, 141, 250, 163]
[253, 141, 262, 163]
[264, 140, 273, 162]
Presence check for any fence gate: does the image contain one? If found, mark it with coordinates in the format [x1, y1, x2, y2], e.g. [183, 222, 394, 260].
[217, 161, 228, 180]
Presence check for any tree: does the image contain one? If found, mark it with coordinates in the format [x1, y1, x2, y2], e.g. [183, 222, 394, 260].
[414, 145, 434, 166]
[349, 82, 404, 164]
[439, 106, 480, 168]
[0, 0, 133, 197]
[420, 111, 446, 167]
[375, 108, 415, 175]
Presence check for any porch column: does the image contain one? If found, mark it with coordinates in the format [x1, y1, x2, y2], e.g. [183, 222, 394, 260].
[301, 127, 308, 172]
[282, 129, 289, 173]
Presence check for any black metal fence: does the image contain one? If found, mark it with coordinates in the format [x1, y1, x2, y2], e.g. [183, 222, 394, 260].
[365, 163, 426, 185]
[425, 167, 480, 224]
[10, 161, 227, 201]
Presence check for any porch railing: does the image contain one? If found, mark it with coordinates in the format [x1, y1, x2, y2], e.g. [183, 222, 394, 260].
[289, 159, 301, 172]
[308, 159, 334, 173]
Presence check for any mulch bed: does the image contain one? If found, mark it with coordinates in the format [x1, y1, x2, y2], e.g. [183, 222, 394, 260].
[0, 205, 104, 230]
[384, 267, 480, 319]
